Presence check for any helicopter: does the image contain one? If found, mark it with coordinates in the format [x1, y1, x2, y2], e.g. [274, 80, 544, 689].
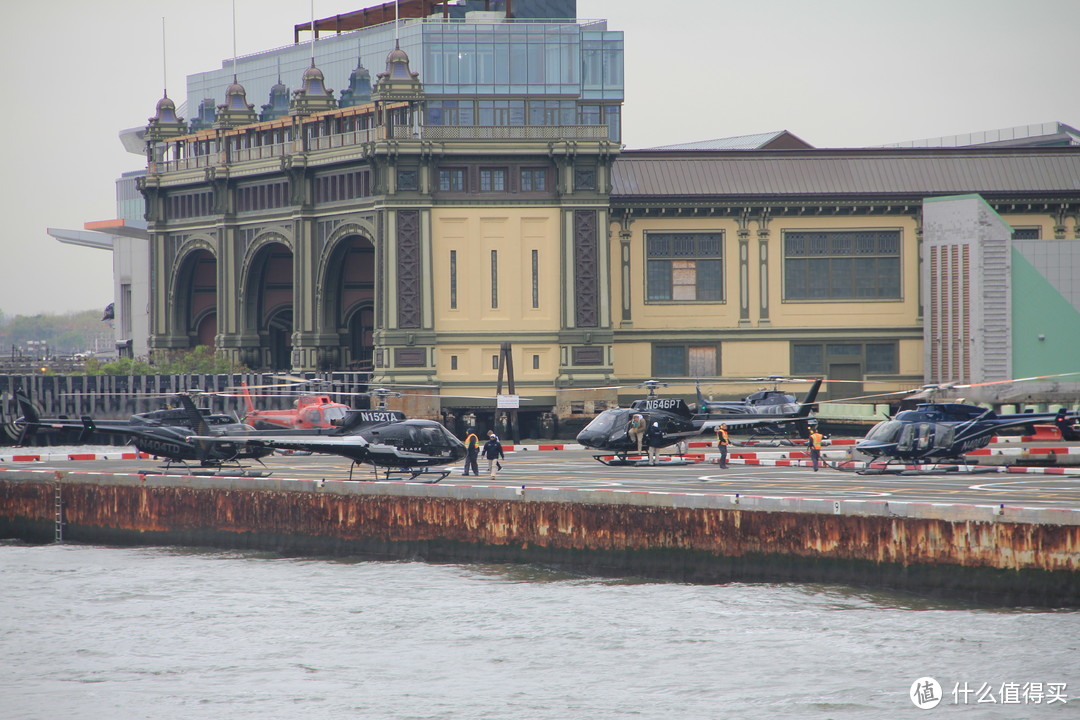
[575, 379, 820, 465]
[694, 377, 824, 435]
[188, 388, 467, 482]
[854, 402, 1078, 472]
[234, 381, 352, 430]
[13, 389, 274, 473]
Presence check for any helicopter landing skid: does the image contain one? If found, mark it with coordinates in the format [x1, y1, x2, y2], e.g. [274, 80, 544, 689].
[856, 462, 996, 476]
[593, 454, 700, 467]
[348, 461, 451, 483]
[390, 468, 451, 484]
[141, 463, 271, 478]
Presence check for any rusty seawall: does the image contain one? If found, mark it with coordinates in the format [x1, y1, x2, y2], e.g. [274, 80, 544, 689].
[2, 468, 1079, 606]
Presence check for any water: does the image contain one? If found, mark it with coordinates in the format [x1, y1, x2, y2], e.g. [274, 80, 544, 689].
[1, 541, 1076, 719]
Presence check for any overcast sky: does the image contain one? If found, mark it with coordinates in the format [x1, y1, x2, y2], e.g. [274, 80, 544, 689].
[1, 0, 1075, 318]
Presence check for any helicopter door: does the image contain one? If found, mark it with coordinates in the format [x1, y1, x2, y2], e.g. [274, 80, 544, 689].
[933, 424, 955, 449]
[896, 423, 916, 452]
[915, 423, 934, 451]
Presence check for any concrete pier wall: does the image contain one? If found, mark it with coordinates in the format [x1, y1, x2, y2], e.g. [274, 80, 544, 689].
[2, 469, 1079, 606]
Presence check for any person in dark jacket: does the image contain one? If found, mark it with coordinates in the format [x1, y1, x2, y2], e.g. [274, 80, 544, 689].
[462, 428, 480, 476]
[645, 421, 664, 465]
[482, 430, 505, 478]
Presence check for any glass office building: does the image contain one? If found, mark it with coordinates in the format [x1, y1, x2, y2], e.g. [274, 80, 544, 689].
[182, 2, 623, 141]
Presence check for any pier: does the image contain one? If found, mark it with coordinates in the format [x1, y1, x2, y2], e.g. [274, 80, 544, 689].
[3, 461, 1078, 607]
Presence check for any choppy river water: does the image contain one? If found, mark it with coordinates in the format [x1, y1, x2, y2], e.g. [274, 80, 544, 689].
[1, 541, 1076, 719]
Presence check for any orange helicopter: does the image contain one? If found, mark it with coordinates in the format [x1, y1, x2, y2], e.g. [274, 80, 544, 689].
[237, 382, 351, 431]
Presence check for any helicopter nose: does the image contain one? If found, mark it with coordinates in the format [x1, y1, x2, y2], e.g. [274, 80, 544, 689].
[854, 440, 892, 456]
[576, 428, 600, 449]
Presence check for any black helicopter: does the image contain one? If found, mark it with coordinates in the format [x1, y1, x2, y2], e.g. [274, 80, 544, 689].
[855, 403, 1078, 471]
[695, 377, 824, 434]
[576, 379, 820, 465]
[13, 389, 274, 473]
[189, 388, 467, 482]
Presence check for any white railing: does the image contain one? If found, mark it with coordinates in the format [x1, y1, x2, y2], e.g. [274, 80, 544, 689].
[151, 123, 608, 175]
[418, 125, 609, 141]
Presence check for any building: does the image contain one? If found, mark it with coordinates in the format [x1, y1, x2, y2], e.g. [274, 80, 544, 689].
[609, 145, 1080, 408]
[64, 2, 1080, 432]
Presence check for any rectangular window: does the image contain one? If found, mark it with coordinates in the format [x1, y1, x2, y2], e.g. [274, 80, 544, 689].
[1012, 227, 1041, 240]
[439, 168, 465, 192]
[520, 168, 547, 192]
[449, 250, 458, 310]
[397, 169, 418, 192]
[533, 354, 540, 370]
[865, 343, 898, 374]
[645, 232, 723, 302]
[490, 249, 498, 308]
[791, 342, 898, 376]
[166, 190, 214, 219]
[531, 249, 539, 308]
[574, 166, 596, 191]
[784, 230, 901, 300]
[479, 168, 507, 192]
[653, 345, 718, 377]
[451, 355, 458, 370]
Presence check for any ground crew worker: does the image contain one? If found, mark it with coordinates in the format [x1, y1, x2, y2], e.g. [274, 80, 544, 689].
[627, 412, 645, 453]
[482, 430, 505, 479]
[645, 421, 664, 465]
[462, 428, 480, 476]
[715, 423, 729, 468]
[809, 425, 824, 471]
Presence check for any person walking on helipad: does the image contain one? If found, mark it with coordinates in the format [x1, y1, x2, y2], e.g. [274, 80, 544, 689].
[462, 428, 480, 476]
[808, 425, 824, 471]
[715, 423, 729, 469]
[482, 429, 505, 479]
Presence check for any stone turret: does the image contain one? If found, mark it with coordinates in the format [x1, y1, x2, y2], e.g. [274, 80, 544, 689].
[371, 40, 424, 105]
[339, 53, 372, 108]
[145, 91, 187, 143]
[290, 61, 337, 117]
[261, 74, 291, 121]
[188, 98, 217, 132]
[214, 78, 259, 128]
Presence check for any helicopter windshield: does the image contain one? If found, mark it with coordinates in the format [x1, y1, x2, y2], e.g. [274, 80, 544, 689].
[582, 409, 630, 435]
[322, 407, 348, 422]
[865, 420, 903, 443]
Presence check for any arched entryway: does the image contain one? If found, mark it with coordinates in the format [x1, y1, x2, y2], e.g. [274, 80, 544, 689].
[175, 248, 217, 349]
[245, 240, 294, 371]
[266, 306, 293, 371]
[347, 304, 375, 370]
[323, 234, 376, 370]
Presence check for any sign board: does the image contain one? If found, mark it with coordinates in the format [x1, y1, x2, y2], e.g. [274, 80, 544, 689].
[496, 394, 520, 409]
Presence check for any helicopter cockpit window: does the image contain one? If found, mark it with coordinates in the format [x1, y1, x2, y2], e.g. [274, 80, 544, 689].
[583, 409, 628, 435]
[865, 420, 901, 443]
[934, 424, 955, 449]
[322, 407, 348, 423]
[419, 427, 444, 446]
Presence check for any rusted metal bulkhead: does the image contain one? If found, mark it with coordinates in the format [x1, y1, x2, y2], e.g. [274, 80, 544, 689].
[2, 475, 1079, 605]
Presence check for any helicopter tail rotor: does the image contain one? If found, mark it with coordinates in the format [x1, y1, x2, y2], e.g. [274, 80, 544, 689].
[13, 388, 40, 446]
[175, 393, 216, 462]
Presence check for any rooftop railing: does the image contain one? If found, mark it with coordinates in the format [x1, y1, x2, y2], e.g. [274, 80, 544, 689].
[149, 123, 610, 175]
